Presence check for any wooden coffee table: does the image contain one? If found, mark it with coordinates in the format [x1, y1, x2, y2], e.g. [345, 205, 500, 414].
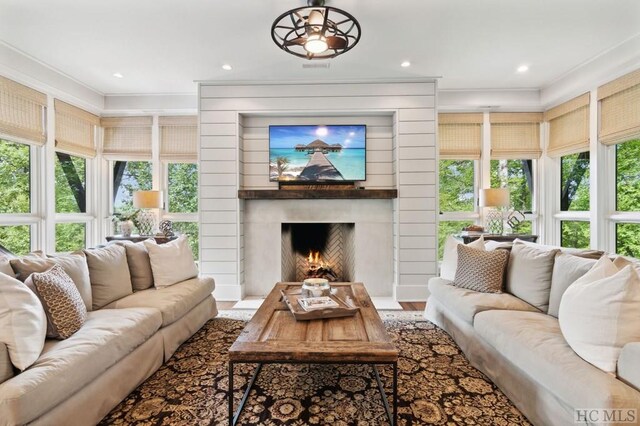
[228, 282, 399, 425]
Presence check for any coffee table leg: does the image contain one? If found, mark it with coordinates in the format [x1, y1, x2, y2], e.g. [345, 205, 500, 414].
[228, 361, 234, 426]
[230, 363, 262, 426]
[393, 362, 398, 426]
[373, 365, 394, 425]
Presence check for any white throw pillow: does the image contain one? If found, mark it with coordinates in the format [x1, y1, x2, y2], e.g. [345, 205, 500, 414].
[0, 272, 47, 370]
[559, 256, 640, 373]
[440, 235, 485, 281]
[143, 236, 199, 288]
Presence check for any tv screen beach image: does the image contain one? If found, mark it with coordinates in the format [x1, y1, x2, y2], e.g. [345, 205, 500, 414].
[269, 125, 366, 182]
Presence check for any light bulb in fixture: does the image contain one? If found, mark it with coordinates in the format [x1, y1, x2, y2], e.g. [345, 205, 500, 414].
[222, 64, 233, 71]
[113, 72, 124, 78]
[304, 33, 328, 54]
[401, 61, 411, 68]
[517, 65, 529, 73]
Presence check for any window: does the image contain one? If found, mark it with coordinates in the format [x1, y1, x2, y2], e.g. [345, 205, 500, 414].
[561, 152, 590, 211]
[113, 161, 152, 213]
[55, 223, 86, 252]
[615, 139, 640, 256]
[490, 159, 533, 213]
[55, 153, 86, 213]
[439, 160, 474, 213]
[561, 221, 590, 249]
[172, 222, 199, 260]
[168, 163, 198, 213]
[0, 139, 31, 214]
[0, 225, 31, 255]
[438, 220, 473, 259]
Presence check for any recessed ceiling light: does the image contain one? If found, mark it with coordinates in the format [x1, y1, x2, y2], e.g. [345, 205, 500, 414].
[112, 72, 124, 78]
[401, 61, 411, 68]
[222, 64, 232, 71]
[517, 65, 529, 73]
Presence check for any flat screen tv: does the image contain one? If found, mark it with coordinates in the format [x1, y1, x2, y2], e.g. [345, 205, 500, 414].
[269, 124, 366, 182]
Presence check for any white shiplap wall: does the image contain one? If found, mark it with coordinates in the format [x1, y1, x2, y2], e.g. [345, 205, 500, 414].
[199, 81, 436, 301]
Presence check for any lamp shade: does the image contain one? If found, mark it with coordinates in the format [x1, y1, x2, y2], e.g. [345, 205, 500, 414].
[133, 190, 163, 209]
[479, 188, 510, 208]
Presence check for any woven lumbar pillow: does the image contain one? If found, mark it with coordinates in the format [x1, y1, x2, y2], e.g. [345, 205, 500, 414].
[143, 236, 199, 288]
[453, 243, 509, 293]
[559, 256, 640, 373]
[25, 264, 87, 340]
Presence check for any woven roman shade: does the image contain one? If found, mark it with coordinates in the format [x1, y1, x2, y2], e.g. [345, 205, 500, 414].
[598, 69, 640, 146]
[54, 100, 99, 158]
[159, 116, 198, 161]
[544, 93, 590, 157]
[101, 116, 152, 159]
[490, 113, 542, 159]
[438, 113, 483, 159]
[0, 76, 47, 145]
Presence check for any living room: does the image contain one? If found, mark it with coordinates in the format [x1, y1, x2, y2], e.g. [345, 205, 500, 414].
[1, 1, 640, 425]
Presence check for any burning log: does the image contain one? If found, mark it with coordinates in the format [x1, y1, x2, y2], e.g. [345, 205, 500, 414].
[305, 251, 340, 282]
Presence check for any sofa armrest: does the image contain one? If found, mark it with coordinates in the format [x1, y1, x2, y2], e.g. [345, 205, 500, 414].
[0, 342, 14, 384]
[618, 342, 640, 391]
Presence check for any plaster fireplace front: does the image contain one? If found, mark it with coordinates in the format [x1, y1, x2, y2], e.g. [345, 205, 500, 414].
[243, 199, 394, 298]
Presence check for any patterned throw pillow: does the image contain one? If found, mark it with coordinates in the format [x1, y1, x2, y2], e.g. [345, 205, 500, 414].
[25, 264, 87, 339]
[453, 244, 509, 293]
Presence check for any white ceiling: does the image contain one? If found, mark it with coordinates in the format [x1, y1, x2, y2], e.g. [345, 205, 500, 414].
[1, 0, 639, 95]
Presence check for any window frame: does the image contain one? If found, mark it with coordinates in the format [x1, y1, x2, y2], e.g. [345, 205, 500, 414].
[162, 160, 199, 259]
[608, 139, 640, 254]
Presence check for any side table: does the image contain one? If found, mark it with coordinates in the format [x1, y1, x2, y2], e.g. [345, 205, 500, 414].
[105, 235, 178, 245]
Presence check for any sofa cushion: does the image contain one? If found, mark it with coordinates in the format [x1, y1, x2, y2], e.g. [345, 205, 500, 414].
[440, 235, 485, 281]
[559, 257, 640, 373]
[0, 256, 14, 277]
[474, 310, 640, 412]
[103, 276, 215, 327]
[428, 277, 539, 325]
[10, 251, 92, 311]
[548, 253, 597, 318]
[25, 265, 87, 339]
[0, 343, 12, 384]
[84, 245, 132, 310]
[506, 242, 559, 312]
[619, 343, 640, 392]
[0, 272, 46, 371]
[112, 240, 154, 291]
[0, 307, 162, 425]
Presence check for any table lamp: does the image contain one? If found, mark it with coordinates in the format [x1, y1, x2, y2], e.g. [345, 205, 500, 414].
[133, 190, 163, 236]
[479, 188, 510, 235]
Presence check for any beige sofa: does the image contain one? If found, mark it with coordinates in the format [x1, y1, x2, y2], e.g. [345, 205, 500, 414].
[425, 243, 640, 426]
[0, 248, 218, 426]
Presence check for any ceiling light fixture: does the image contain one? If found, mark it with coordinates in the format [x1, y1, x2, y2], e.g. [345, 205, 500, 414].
[271, 0, 361, 60]
[112, 72, 124, 78]
[222, 64, 233, 71]
[401, 61, 411, 68]
[517, 65, 529, 73]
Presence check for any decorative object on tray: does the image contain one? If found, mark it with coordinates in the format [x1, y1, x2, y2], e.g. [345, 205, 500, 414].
[301, 278, 331, 297]
[298, 296, 339, 311]
[159, 220, 174, 237]
[280, 286, 359, 320]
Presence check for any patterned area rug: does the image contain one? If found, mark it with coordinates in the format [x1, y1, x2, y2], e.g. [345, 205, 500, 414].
[100, 315, 531, 425]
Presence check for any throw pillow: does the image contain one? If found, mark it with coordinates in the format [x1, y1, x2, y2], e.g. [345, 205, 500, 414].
[10, 251, 92, 311]
[440, 235, 485, 281]
[143, 236, 199, 288]
[0, 255, 15, 277]
[513, 238, 604, 259]
[84, 245, 133, 310]
[547, 253, 597, 318]
[453, 244, 509, 293]
[559, 256, 640, 373]
[506, 243, 559, 312]
[25, 264, 87, 339]
[0, 271, 46, 370]
[112, 240, 154, 291]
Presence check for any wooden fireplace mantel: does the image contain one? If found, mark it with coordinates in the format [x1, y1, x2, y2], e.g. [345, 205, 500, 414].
[237, 189, 398, 200]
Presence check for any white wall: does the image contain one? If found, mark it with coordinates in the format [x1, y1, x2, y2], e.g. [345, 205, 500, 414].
[199, 81, 437, 301]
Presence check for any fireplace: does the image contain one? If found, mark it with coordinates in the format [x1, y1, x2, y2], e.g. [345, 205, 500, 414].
[282, 223, 355, 283]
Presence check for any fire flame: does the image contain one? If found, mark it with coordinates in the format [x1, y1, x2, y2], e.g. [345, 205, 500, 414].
[307, 251, 322, 266]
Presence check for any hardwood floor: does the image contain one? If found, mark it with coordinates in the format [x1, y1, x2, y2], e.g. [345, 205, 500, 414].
[217, 301, 426, 311]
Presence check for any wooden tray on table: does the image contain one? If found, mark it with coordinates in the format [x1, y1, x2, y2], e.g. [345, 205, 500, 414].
[280, 287, 359, 320]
